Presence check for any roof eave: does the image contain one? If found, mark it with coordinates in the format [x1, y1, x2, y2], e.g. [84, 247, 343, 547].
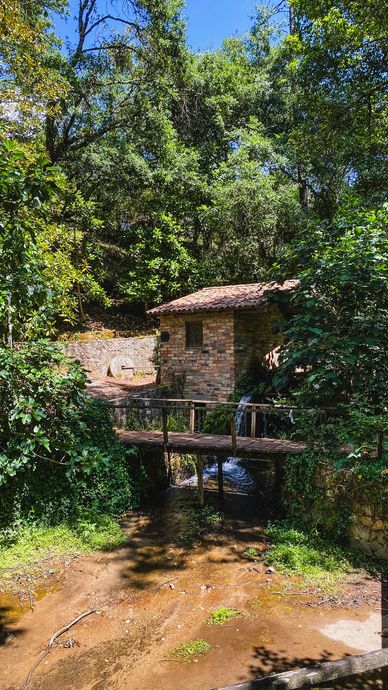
[147, 302, 268, 318]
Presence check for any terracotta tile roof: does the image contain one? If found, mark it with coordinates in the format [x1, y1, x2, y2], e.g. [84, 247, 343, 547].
[148, 280, 298, 316]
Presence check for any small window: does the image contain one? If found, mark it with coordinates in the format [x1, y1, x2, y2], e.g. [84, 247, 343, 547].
[185, 321, 203, 348]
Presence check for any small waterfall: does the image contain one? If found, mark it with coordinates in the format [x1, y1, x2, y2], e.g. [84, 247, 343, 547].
[179, 392, 256, 493]
[235, 392, 253, 437]
[181, 458, 255, 493]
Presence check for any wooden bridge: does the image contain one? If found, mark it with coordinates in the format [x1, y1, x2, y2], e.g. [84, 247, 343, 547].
[113, 397, 319, 505]
[117, 429, 306, 457]
[114, 396, 316, 459]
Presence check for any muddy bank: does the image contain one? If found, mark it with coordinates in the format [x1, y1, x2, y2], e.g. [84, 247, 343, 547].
[0, 471, 384, 690]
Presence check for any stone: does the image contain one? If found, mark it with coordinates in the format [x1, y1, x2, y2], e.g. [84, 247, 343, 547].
[108, 355, 135, 378]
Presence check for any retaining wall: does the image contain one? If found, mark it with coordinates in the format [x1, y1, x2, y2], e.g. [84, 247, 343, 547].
[348, 502, 388, 561]
[63, 336, 157, 377]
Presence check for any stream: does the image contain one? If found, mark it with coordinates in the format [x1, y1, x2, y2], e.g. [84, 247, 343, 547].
[0, 435, 382, 690]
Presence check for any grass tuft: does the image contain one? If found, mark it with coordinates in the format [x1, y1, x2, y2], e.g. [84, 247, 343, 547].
[242, 547, 259, 561]
[264, 521, 381, 584]
[207, 607, 241, 625]
[0, 515, 126, 580]
[168, 639, 211, 662]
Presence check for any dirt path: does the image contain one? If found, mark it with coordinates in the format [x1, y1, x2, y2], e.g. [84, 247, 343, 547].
[0, 488, 383, 690]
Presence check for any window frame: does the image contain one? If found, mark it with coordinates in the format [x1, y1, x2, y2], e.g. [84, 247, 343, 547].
[185, 320, 203, 349]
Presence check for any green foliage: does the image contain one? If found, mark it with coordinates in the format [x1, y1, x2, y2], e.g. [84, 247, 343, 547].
[2, 0, 387, 323]
[0, 516, 125, 578]
[0, 141, 64, 342]
[290, 0, 388, 213]
[0, 341, 139, 533]
[0, 140, 109, 340]
[273, 206, 388, 409]
[265, 521, 380, 582]
[283, 413, 387, 542]
[202, 405, 233, 435]
[125, 408, 188, 433]
[207, 608, 241, 625]
[168, 639, 211, 662]
[198, 121, 302, 283]
[118, 215, 194, 305]
[242, 547, 259, 561]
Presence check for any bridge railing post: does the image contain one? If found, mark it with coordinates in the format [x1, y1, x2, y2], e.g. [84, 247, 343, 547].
[250, 408, 256, 438]
[189, 401, 195, 433]
[162, 407, 169, 447]
[231, 413, 237, 456]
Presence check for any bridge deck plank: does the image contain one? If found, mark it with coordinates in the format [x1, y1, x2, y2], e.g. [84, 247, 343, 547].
[117, 430, 307, 457]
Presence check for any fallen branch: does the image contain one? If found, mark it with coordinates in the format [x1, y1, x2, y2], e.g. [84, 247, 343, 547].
[155, 578, 176, 592]
[23, 610, 95, 690]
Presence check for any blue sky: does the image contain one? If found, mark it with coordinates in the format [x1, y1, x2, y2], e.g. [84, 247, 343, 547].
[54, 0, 258, 52]
[184, 0, 256, 50]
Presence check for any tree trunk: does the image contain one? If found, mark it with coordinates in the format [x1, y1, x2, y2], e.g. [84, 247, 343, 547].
[6, 292, 13, 348]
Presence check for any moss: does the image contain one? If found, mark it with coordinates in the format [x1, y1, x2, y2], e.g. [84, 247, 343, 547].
[169, 639, 211, 662]
[207, 608, 241, 625]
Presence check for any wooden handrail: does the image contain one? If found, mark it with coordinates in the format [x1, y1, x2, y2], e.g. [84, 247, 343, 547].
[213, 647, 388, 689]
[107, 396, 335, 414]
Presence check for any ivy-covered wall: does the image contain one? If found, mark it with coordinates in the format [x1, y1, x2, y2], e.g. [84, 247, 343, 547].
[283, 426, 387, 562]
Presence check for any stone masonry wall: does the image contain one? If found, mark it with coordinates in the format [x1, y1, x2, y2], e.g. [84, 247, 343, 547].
[348, 501, 388, 561]
[159, 312, 235, 400]
[234, 304, 285, 382]
[63, 336, 157, 377]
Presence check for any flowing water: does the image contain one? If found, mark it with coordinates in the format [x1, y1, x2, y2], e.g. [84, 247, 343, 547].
[181, 393, 258, 494]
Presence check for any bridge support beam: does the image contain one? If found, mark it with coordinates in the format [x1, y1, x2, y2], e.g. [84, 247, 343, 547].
[196, 459, 204, 507]
[217, 458, 224, 501]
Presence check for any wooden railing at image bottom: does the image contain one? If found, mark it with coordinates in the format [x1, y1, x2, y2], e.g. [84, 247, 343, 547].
[212, 647, 388, 689]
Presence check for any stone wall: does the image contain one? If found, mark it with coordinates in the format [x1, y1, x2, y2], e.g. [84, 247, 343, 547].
[348, 502, 388, 561]
[312, 468, 387, 562]
[234, 305, 284, 381]
[63, 336, 157, 377]
[159, 312, 235, 400]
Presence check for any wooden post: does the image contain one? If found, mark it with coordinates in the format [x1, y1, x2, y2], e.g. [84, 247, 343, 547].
[250, 408, 257, 438]
[196, 458, 204, 507]
[189, 402, 195, 433]
[231, 414, 237, 457]
[274, 456, 285, 516]
[162, 407, 169, 447]
[217, 458, 224, 501]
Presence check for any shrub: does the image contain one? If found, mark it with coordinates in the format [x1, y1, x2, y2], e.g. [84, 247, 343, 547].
[0, 341, 139, 533]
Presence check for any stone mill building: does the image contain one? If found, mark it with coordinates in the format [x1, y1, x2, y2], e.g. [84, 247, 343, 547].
[148, 281, 297, 401]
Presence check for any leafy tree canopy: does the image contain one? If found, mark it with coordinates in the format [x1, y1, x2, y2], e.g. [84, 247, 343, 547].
[273, 204, 388, 410]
